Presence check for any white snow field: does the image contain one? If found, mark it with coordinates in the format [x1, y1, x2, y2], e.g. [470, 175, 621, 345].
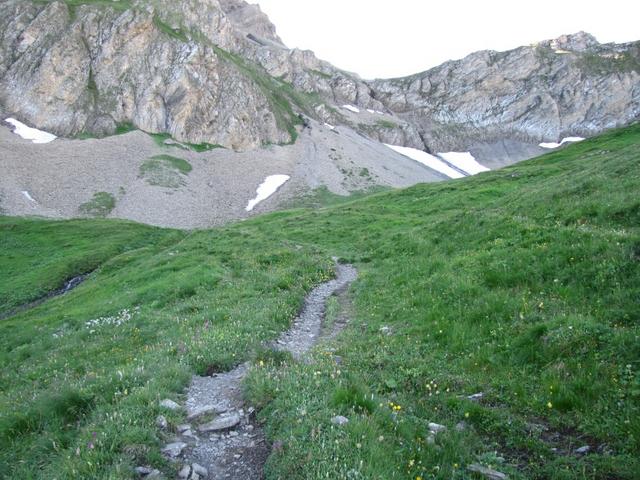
[342, 105, 361, 113]
[384, 144, 465, 179]
[5, 118, 57, 144]
[245, 175, 291, 212]
[437, 151, 490, 175]
[539, 137, 585, 149]
[22, 191, 36, 202]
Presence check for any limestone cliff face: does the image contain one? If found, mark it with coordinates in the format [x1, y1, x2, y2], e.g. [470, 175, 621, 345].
[1, 1, 638, 155]
[368, 32, 640, 151]
[0, 0, 290, 150]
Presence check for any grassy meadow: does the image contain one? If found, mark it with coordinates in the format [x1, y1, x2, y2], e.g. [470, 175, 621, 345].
[1, 124, 639, 479]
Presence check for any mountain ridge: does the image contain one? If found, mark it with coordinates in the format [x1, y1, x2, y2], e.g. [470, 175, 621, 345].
[0, 0, 639, 228]
[1, 0, 638, 154]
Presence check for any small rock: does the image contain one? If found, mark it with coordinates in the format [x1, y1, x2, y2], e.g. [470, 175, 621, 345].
[178, 465, 191, 479]
[160, 399, 180, 411]
[198, 413, 241, 433]
[182, 429, 198, 440]
[468, 392, 484, 401]
[146, 470, 164, 479]
[379, 326, 392, 335]
[426, 434, 436, 445]
[246, 424, 254, 431]
[331, 415, 349, 426]
[187, 405, 224, 421]
[177, 424, 192, 433]
[468, 464, 508, 480]
[229, 431, 239, 437]
[576, 445, 591, 454]
[156, 415, 168, 430]
[192, 464, 208, 477]
[428, 422, 447, 434]
[190, 474, 200, 480]
[161, 442, 187, 458]
[135, 466, 153, 476]
[233, 454, 242, 459]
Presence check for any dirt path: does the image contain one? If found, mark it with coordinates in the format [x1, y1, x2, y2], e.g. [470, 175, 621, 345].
[157, 261, 357, 480]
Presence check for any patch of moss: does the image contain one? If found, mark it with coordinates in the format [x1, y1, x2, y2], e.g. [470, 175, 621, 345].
[149, 132, 223, 152]
[78, 192, 115, 217]
[139, 155, 192, 188]
[115, 123, 136, 135]
[577, 52, 640, 76]
[375, 119, 397, 129]
[153, 15, 189, 43]
[308, 69, 333, 80]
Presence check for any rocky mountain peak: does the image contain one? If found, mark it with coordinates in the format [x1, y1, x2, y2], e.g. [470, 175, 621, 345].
[548, 31, 600, 52]
[219, 0, 284, 46]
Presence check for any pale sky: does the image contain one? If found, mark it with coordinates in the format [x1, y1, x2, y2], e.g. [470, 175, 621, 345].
[254, 0, 640, 79]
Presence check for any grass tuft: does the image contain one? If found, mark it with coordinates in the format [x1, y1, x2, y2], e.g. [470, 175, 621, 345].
[79, 192, 116, 217]
[139, 155, 192, 188]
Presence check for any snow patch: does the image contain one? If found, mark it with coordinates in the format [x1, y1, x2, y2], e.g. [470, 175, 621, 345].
[437, 152, 490, 175]
[384, 144, 465, 179]
[342, 105, 360, 113]
[366, 109, 385, 115]
[22, 191, 36, 202]
[5, 118, 56, 144]
[539, 137, 585, 149]
[324, 123, 335, 130]
[246, 175, 290, 212]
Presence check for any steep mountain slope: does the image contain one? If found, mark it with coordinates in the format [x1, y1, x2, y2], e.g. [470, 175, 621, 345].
[0, 0, 638, 227]
[1, 1, 638, 153]
[369, 32, 640, 163]
[1, 125, 638, 479]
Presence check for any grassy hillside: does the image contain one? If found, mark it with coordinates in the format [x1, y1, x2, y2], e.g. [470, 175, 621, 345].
[1, 124, 639, 479]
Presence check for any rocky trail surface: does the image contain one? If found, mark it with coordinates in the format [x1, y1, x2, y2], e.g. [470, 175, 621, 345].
[147, 261, 357, 479]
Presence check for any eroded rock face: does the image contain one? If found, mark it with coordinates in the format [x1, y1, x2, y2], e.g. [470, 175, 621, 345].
[0, 0, 638, 155]
[369, 33, 640, 150]
[0, 0, 288, 150]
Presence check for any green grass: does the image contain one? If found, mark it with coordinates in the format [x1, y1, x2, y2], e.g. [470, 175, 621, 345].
[376, 119, 398, 129]
[152, 15, 188, 43]
[1, 124, 639, 479]
[79, 192, 116, 217]
[308, 69, 333, 80]
[578, 51, 640, 75]
[283, 186, 390, 210]
[33, 0, 134, 22]
[148, 132, 223, 152]
[0, 217, 178, 317]
[139, 155, 192, 188]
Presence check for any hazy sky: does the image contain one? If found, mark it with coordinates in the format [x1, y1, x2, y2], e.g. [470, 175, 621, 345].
[254, 0, 640, 79]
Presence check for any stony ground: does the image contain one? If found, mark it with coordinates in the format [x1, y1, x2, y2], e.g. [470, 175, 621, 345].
[144, 262, 357, 479]
[0, 119, 445, 229]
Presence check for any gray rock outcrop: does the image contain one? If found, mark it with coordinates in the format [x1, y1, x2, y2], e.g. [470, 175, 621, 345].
[0, 0, 291, 150]
[2, 1, 637, 158]
[369, 32, 640, 152]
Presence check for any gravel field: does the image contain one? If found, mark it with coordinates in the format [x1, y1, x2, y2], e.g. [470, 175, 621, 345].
[0, 119, 446, 228]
